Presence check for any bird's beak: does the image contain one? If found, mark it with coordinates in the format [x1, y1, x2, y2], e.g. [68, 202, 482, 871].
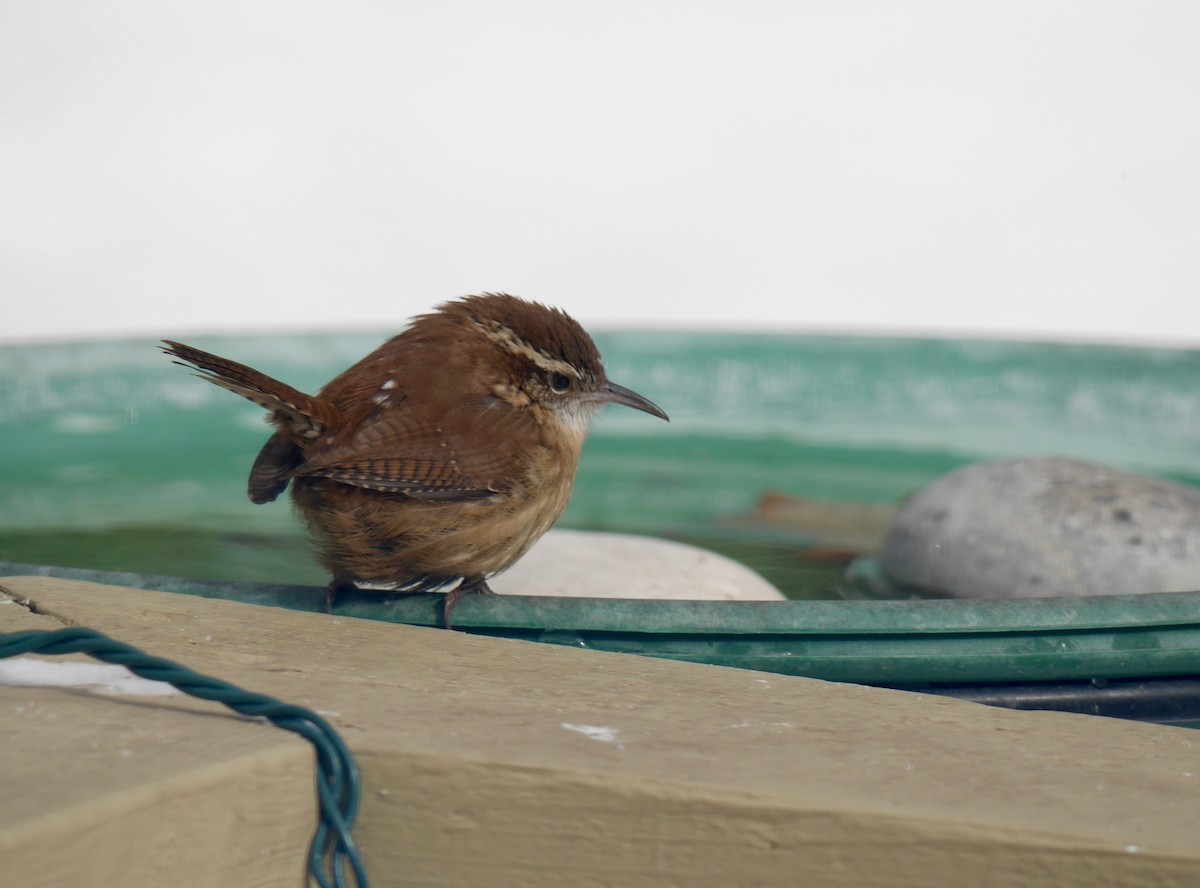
[592, 380, 669, 421]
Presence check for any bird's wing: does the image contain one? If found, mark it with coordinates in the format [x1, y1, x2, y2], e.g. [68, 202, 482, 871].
[292, 396, 536, 502]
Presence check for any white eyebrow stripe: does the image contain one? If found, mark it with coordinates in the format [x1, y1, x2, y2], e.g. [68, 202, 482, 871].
[471, 320, 582, 378]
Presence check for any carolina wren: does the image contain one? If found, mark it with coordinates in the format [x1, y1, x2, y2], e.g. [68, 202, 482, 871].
[163, 293, 668, 625]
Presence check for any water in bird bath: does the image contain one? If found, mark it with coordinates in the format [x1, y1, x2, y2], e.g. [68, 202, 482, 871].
[3, 331, 1197, 599]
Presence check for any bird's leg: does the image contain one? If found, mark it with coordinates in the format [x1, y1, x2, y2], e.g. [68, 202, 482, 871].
[325, 577, 358, 613]
[443, 575, 495, 629]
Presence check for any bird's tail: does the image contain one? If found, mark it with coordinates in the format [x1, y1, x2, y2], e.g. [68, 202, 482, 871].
[161, 340, 342, 441]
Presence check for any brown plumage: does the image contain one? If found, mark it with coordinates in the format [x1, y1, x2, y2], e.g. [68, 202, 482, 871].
[162, 293, 668, 625]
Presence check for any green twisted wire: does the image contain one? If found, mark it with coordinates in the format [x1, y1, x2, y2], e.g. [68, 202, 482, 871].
[0, 627, 369, 888]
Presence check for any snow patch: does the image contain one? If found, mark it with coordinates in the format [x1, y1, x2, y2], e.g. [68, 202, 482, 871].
[561, 723, 621, 744]
[0, 658, 180, 696]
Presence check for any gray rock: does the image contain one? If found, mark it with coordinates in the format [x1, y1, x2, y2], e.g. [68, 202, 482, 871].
[491, 529, 785, 600]
[877, 457, 1200, 598]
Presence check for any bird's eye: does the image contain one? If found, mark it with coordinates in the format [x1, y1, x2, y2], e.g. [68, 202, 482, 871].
[549, 372, 573, 393]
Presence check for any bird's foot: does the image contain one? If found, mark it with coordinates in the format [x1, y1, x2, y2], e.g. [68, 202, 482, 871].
[325, 578, 358, 614]
[442, 577, 495, 629]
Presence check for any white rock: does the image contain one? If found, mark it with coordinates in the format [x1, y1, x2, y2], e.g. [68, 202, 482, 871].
[490, 529, 785, 600]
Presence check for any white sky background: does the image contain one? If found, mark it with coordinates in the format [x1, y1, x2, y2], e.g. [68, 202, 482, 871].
[2, 2, 1199, 345]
